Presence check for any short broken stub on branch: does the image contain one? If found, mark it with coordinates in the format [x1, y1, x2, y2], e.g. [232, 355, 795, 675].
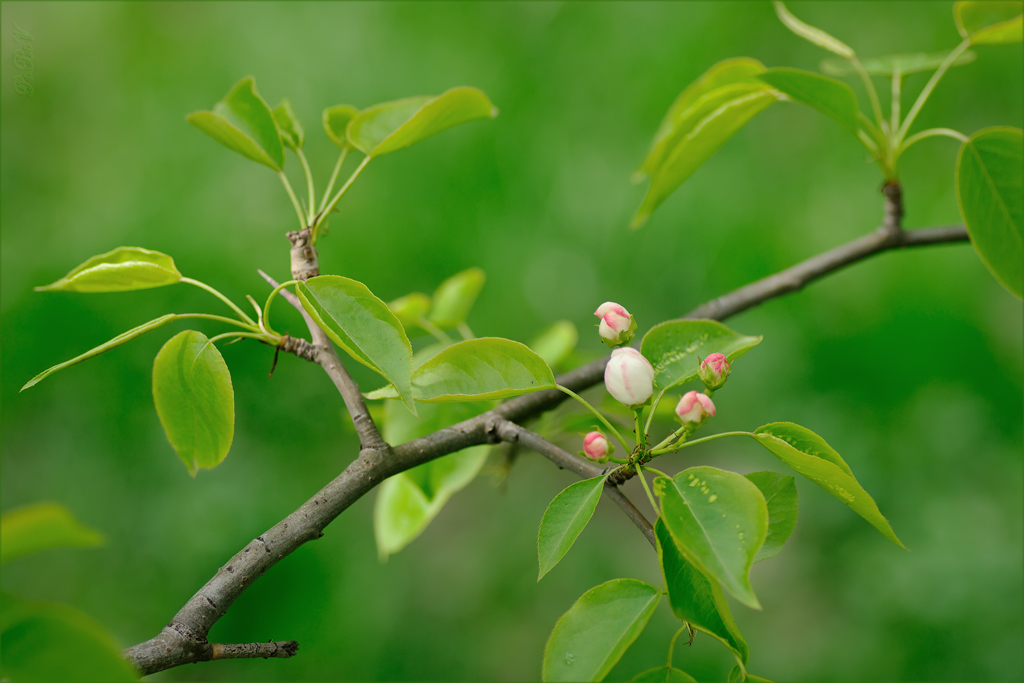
[287, 227, 319, 280]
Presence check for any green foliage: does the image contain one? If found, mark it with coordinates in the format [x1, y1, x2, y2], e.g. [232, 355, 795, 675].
[428, 267, 486, 329]
[756, 68, 859, 135]
[529, 321, 579, 370]
[187, 76, 284, 171]
[537, 475, 605, 580]
[1, 503, 103, 565]
[954, 1, 1024, 44]
[772, 1, 855, 58]
[34, 247, 181, 293]
[388, 292, 432, 332]
[640, 320, 761, 393]
[630, 666, 697, 682]
[743, 471, 798, 563]
[322, 104, 358, 147]
[820, 50, 977, 76]
[273, 99, 305, 151]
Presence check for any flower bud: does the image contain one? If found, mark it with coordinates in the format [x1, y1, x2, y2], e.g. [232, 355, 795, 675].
[604, 347, 654, 407]
[594, 301, 637, 348]
[582, 431, 612, 461]
[698, 353, 732, 391]
[675, 390, 715, 424]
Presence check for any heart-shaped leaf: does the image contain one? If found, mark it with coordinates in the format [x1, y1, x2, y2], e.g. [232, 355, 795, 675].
[428, 267, 486, 328]
[35, 247, 181, 293]
[187, 77, 284, 171]
[346, 87, 498, 158]
[640, 320, 762, 393]
[757, 68, 859, 135]
[751, 423, 905, 548]
[821, 50, 977, 76]
[956, 126, 1023, 298]
[630, 667, 698, 683]
[537, 475, 606, 580]
[273, 98, 304, 150]
[743, 471, 798, 562]
[1, 503, 103, 565]
[323, 104, 358, 147]
[773, 1, 855, 58]
[153, 330, 234, 478]
[954, 1, 1023, 44]
[543, 579, 661, 682]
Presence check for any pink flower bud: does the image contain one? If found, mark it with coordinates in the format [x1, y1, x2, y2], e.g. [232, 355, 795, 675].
[594, 301, 636, 347]
[604, 347, 654, 407]
[698, 353, 732, 390]
[583, 431, 610, 461]
[675, 391, 716, 424]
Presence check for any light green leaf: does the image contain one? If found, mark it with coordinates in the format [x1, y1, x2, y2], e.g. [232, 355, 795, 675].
[757, 68, 859, 134]
[956, 126, 1024, 298]
[537, 475, 605, 580]
[751, 423, 905, 548]
[388, 292, 432, 332]
[743, 471, 798, 563]
[35, 247, 181, 293]
[543, 579, 661, 682]
[630, 666, 698, 683]
[410, 338, 555, 402]
[428, 267, 486, 328]
[186, 77, 284, 170]
[1, 503, 103, 565]
[297, 275, 416, 412]
[346, 87, 498, 158]
[529, 321, 579, 369]
[153, 330, 234, 478]
[729, 664, 775, 683]
[640, 320, 762, 392]
[656, 520, 748, 663]
[21, 314, 179, 391]
[821, 50, 978, 76]
[955, 1, 1023, 44]
[273, 98, 304, 150]
[323, 104, 358, 147]
[654, 467, 768, 609]
[773, 1, 855, 58]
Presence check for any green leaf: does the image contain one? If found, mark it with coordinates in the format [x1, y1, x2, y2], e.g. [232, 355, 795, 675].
[21, 314, 179, 391]
[640, 320, 762, 393]
[1, 503, 103, 564]
[654, 467, 768, 609]
[955, 1, 1023, 44]
[273, 98, 304, 150]
[323, 104, 358, 147]
[729, 665, 775, 683]
[411, 338, 555, 402]
[297, 275, 416, 412]
[636, 57, 767, 181]
[756, 68, 859, 135]
[153, 330, 234, 478]
[35, 247, 181, 293]
[656, 520, 748, 663]
[751, 423, 905, 548]
[743, 472, 798, 563]
[537, 475, 605, 581]
[630, 666, 698, 683]
[347, 87, 498, 158]
[773, 1, 855, 58]
[187, 77, 285, 171]
[388, 292, 432, 332]
[821, 50, 977, 76]
[956, 126, 1024, 298]
[529, 320, 579, 369]
[543, 579, 661, 682]
[632, 86, 779, 228]
[428, 267, 486, 328]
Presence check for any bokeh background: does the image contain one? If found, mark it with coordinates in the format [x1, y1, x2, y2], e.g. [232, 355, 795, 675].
[2, 2, 1021, 681]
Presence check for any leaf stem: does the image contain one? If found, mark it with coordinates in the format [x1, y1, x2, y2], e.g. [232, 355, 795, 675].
[666, 624, 689, 668]
[555, 385, 631, 453]
[652, 430, 752, 456]
[900, 127, 969, 153]
[889, 68, 902, 161]
[179, 278, 256, 325]
[296, 149, 316, 223]
[896, 39, 971, 147]
[318, 147, 349, 215]
[262, 279, 301, 338]
[278, 171, 307, 229]
[850, 57, 885, 137]
[644, 389, 666, 435]
[176, 312, 262, 332]
[313, 155, 371, 238]
[208, 331, 271, 346]
[417, 317, 453, 345]
[634, 466, 660, 517]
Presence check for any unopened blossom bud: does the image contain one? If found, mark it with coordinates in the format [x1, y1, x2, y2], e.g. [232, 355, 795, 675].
[604, 347, 654, 407]
[582, 431, 612, 461]
[698, 353, 732, 391]
[594, 301, 637, 348]
[675, 390, 716, 424]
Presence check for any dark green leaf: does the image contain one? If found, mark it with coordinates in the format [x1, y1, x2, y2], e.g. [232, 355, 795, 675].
[773, 1, 855, 58]
[954, 1, 1023, 44]
[1, 503, 103, 564]
[630, 666, 698, 682]
[186, 77, 284, 170]
[654, 467, 768, 609]
[347, 87, 498, 158]
[35, 247, 181, 293]
[821, 50, 977, 76]
[153, 330, 234, 478]
[297, 275, 416, 412]
[537, 476, 605, 580]
[529, 321, 579, 369]
[428, 267, 486, 328]
[743, 471, 798, 562]
[956, 126, 1023, 298]
[640, 320, 761, 393]
[323, 104, 358, 147]
[273, 98, 304, 150]
[751, 423, 905, 548]
[757, 68, 859, 134]
[543, 579, 661, 682]
[656, 520, 748, 663]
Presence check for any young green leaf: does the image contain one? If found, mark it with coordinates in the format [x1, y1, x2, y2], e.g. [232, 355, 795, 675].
[820, 50, 977, 76]
[411, 338, 555, 402]
[630, 667, 698, 683]
[543, 579, 661, 682]
[954, 1, 1023, 44]
[956, 126, 1023, 298]
[428, 267, 486, 328]
[751, 423, 905, 548]
[296, 275, 416, 412]
[743, 471, 798, 562]
[35, 247, 181, 293]
[21, 314, 179, 391]
[654, 467, 768, 609]
[529, 320, 579, 369]
[1, 503, 103, 565]
[640, 320, 762, 392]
[346, 87, 498, 158]
[153, 330, 234, 478]
[773, 1, 855, 58]
[388, 292, 432, 332]
[323, 104, 359, 147]
[656, 520, 749, 663]
[273, 98, 305, 150]
[186, 77, 285, 171]
[537, 475, 606, 581]
[757, 68, 859, 135]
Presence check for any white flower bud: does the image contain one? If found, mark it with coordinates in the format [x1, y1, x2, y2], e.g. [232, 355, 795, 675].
[604, 347, 654, 407]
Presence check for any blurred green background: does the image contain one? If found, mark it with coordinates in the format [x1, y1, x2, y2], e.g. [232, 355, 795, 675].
[2, 2, 1021, 681]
